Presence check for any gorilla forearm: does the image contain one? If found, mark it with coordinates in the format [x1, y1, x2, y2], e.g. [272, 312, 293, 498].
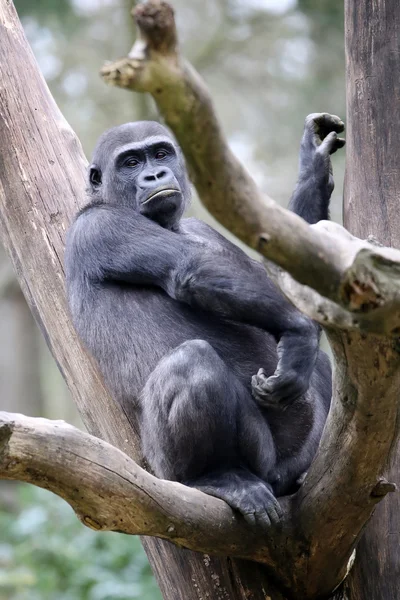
[67, 204, 187, 288]
[172, 251, 320, 403]
[289, 114, 345, 225]
[174, 252, 313, 337]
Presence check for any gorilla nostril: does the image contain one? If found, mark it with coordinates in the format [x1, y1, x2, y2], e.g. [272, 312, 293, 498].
[156, 170, 167, 180]
[144, 174, 157, 182]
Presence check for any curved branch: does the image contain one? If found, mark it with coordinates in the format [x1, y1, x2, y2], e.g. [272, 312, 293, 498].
[101, 0, 400, 333]
[266, 221, 400, 335]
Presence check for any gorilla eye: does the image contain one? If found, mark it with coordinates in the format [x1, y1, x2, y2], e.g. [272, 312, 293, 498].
[155, 150, 168, 159]
[126, 158, 139, 167]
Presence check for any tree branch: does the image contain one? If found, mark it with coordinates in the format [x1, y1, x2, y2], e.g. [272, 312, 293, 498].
[101, 0, 400, 335]
[266, 220, 400, 335]
[0, 410, 285, 564]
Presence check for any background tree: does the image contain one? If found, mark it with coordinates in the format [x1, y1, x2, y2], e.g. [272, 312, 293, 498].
[0, 1, 399, 599]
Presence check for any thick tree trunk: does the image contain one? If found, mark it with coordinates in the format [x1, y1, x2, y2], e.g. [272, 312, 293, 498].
[343, 1, 400, 598]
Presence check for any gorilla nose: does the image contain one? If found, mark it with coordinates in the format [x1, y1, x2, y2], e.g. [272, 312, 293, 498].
[140, 169, 173, 187]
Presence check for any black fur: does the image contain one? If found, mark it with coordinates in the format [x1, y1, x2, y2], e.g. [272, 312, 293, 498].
[65, 115, 343, 527]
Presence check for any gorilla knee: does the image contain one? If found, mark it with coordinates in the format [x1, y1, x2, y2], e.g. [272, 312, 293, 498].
[142, 339, 223, 410]
[173, 339, 218, 363]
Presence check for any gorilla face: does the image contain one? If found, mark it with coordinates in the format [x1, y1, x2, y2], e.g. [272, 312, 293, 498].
[88, 121, 191, 229]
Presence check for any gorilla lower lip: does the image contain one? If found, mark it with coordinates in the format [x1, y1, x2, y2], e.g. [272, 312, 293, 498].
[142, 189, 179, 204]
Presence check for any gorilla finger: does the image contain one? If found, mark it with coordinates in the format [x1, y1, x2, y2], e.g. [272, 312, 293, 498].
[315, 113, 345, 137]
[319, 131, 339, 155]
[323, 114, 344, 134]
[267, 506, 281, 526]
[251, 380, 269, 400]
[263, 373, 306, 399]
[328, 137, 346, 155]
[243, 511, 257, 527]
[275, 501, 284, 519]
[332, 118, 345, 134]
[268, 501, 283, 525]
[253, 375, 274, 394]
[256, 511, 272, 530]
[296, 471, 308, 486]
[254, 369, 268, 386]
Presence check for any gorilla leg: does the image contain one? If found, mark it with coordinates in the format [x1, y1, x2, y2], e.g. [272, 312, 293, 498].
[140, 339, 282, 527]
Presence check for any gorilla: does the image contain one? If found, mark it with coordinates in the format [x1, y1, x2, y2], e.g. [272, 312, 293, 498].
[65, 113, 344, 527]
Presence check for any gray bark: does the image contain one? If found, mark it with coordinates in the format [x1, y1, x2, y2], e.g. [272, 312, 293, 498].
[343, 1, 400, 598]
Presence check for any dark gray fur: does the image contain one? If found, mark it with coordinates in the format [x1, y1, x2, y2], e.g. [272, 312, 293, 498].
[65, 117, 341, 528]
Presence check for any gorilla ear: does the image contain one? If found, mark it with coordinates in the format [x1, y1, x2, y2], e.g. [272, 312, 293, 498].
[89, 164, 102, 189]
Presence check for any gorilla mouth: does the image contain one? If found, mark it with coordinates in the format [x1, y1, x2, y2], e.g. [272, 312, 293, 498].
[142, 188, 180, 204]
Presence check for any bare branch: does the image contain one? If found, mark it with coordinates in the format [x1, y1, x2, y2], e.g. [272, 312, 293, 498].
[0, 411, 283, 564]
[266, 221, 400, 335]
[293, 326, 400, 597]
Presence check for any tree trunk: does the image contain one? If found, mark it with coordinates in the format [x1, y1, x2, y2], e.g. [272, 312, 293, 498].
[343, 0, 400, 598]
[0, 249, 42, 419]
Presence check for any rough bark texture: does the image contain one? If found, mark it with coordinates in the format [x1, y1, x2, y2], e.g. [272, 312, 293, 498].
[343, 1, 400, 598]
[0, 0, 399, 598]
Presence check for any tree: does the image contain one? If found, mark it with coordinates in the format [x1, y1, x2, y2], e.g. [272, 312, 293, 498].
[0, 0, 399, 598]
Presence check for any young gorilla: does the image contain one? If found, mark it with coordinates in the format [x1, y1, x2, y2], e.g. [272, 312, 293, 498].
[65, 114, 344, 528]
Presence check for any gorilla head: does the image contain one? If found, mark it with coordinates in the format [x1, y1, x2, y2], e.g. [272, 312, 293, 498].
[88, 121, 191, 229]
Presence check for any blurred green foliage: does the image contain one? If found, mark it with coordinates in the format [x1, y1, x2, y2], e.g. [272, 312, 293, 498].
[0, 486, 162, 600]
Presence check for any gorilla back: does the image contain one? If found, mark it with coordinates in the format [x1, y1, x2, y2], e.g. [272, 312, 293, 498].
[66, 116, 343, 527]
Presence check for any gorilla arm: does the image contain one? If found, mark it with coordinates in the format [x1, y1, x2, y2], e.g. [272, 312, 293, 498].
[173, 249, 319, 404]
[66, 204, 185, 287]
[67, 202, 318, 404]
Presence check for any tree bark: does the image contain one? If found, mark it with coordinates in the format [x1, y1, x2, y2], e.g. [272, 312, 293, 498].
[343, 1, 400, 598]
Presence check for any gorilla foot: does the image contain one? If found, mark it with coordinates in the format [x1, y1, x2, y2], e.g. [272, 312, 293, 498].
[186, 469, 283, 530]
